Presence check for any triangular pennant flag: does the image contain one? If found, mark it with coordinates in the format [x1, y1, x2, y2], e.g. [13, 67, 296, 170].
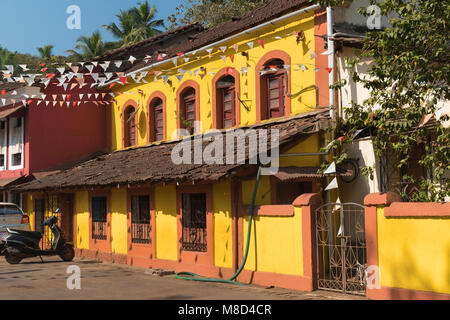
[205, 48, 213, 54]
[176, 74, 184, 83]
[45, 101, 50, 106]
[310, 50, 316, 59]
[100, 61, 110, 71]
[128, 56, 136, 64]
[325, 177, 338, 191]
[325, 67, 333, 73]
[119, 76, 128, 85]
[247, 41, 254, 49]
[71, 66, 79, 73]
[19, 65, 29, 71]
[298, 64, 307, 71]
[70, 83, 77, 90]
[229, 54, 235, 63]
[232, 44, 239, 53]
[86, 65, 94, 73]
[257, 39, 264, 49]
[92, 61, 98, 67]
[324, 162, 336, 175]
[173, 59, 178, 67]
[114, 60, 123, 68]
[221, 55, 227, 62]
[219, 46, 227, 53]
[241, 67, 249, 75]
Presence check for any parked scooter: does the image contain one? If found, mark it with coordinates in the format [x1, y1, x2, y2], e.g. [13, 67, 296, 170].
[0, 209, 74, 264]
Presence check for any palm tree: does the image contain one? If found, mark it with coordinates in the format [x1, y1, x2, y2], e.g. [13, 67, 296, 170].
[37, 45, 54, 59]
[102, 10, 137, 46]
[103, 1, 164, 46]
[131, 1, 164, 40]
[66, 31, 117, 60]
[0, 47, 15, 71]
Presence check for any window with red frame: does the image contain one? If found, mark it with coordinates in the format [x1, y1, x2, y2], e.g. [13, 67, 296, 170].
[150, 98, 164, 142]
[261, 59, 286, 120]
[216, 75, 236, 129]
[124, 106, 136, 147]
[181, 88, 196, 134]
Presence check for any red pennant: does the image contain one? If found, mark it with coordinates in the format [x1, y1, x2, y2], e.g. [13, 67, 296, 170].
[40, 63, 45, 67]
[157, 54, 163, 61]
[27, 99, 33, 105]
[176, 52, 183, 57]
[67, 94, 71, 100]
[229, 54, 234, 63]
[325, 67, 333, 73]
[257, 39, 265, 49]
[119, 77, 127, 85]
[1, 90, 5, 95]
[226, 67, 233, 75]
[73, 102, 77, 107]
[41, 68, 47, 72]
[46, 73, 55, 79]
[109, 83, 116, 89]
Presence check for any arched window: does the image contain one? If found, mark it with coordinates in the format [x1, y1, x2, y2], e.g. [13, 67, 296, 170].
[216, 75, 236, 129]
[124, 106, 137, 147]
[180, 87, 197, 134]
[256, 51, 291, 122]
[261, 58, 286, 119]
[150, 97, 164, 142]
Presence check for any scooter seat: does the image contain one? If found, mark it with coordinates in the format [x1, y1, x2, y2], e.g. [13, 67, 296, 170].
[9, 229, 42, 240]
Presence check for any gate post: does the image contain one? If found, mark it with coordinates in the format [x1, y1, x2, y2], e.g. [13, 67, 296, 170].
[363, 192, 401, 299]
[293, 193, 320, 291]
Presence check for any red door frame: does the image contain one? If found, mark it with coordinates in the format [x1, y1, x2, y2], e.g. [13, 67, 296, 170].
[88, 190, 111, 253]
[127, 187, 155, 263]
[176, 185, 213, 266]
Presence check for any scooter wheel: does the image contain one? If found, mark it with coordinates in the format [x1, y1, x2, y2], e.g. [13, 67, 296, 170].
[59, 244, 75, 262]
[5, 252, 22, 264]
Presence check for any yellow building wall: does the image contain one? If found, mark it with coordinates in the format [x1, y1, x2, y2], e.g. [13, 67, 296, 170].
[242, 175, 272, 206]
[377, 207, 450, 294]
[111, 11, 317, 151]
[154, 185, 178, 261]
[110, 188, 128, 255]
[280, 133, 321, 167]
[75, 191, 90, 249]
[212, 182, 233, 268]
[27, 194, 34, 231]
[242, 206, 303, 276]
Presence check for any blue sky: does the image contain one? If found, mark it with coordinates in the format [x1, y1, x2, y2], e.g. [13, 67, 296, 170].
[0, 0, 183, 56]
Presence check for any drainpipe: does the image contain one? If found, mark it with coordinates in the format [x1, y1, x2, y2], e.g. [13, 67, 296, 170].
[327, 6, 335, 120]
[324, 6, 335, 207]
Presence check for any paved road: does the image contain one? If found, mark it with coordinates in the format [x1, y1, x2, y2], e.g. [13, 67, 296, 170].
[0, 257, 365, 300]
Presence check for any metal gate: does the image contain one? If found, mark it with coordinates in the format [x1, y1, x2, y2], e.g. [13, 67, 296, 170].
[315, 202, 367, 295]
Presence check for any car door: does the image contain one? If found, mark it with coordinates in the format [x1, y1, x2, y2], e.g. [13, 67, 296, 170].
[0, 204, 27, 231]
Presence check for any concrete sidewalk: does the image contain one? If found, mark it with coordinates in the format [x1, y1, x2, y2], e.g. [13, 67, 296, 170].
[0, 257, 366, 300]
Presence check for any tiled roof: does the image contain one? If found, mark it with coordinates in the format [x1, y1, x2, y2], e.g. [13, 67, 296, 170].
[122, 0, 312, 74]
[16, 110, 330, 191]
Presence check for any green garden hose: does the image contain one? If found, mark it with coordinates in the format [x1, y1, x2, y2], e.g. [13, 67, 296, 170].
[174, 166, 262, 285]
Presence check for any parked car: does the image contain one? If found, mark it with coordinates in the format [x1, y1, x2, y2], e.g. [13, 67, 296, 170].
[0, 203, 31, 232]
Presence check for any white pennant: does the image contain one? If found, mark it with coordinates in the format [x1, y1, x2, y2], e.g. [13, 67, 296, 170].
[325, 177, 338, 191]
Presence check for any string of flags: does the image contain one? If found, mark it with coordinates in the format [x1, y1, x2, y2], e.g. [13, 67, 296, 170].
[0, 28, 351, 107]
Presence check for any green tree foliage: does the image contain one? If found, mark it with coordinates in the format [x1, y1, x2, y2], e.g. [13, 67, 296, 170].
[66, 31, 118, 60]
[316, 0, 450, 201]
[37, 45, 54, 59]
[167, 0, 271, 29]
[103, 1, 164, 46]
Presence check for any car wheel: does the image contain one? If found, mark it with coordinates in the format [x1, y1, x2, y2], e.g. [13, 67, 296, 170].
[59, 244, 75, 262]
[5, 252, 22, 264]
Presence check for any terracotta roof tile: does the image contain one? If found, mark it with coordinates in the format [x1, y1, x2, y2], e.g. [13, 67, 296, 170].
[16, 110, 330, 191]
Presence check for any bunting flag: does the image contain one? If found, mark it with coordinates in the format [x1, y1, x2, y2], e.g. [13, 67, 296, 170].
[257, 39, 265, 49]
[325, 177, 338, 191]
[310, 50, 316, 59]
[324, 162, 336, 175]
